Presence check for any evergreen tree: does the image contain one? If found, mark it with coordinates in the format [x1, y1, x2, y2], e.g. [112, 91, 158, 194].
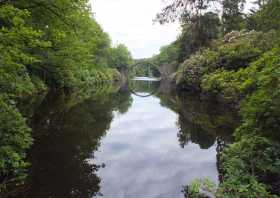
[222, 0, 246, 33]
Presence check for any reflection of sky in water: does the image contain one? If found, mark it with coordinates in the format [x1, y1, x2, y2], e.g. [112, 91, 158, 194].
[92, 94, 218, 198]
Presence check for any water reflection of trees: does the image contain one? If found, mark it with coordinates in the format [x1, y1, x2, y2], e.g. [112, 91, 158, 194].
[10, 80, 239, 197]
[112, 85, 133, 114]
[177, 93, 239, 149]
[157, 86, 239, 149]
[11, 85, 132, 198]
[177, 114, 216, 149]
[127, 79, 238, 149]
[155, 83, 240, 198]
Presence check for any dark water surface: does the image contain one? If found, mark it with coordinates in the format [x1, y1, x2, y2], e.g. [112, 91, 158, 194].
[14, 80, 238, 198]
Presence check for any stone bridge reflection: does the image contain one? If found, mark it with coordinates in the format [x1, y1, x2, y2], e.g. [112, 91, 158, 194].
[128, 77, 161, 97]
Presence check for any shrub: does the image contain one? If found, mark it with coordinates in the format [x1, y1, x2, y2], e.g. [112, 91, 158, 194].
[238, 48, 280, 140]
[217, 136, 280, 198]
[183, 178, 216, 198]
[0, 97, 32, 190]
[201, 66, 256, 102]
[176, 52, 210, 90]
[216, 48, 280, 197]
[176, 31, 279, 90]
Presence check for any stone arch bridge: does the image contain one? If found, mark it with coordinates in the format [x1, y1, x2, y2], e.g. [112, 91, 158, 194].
[129, 60, 175, 79]
[130, 61, 161, 78]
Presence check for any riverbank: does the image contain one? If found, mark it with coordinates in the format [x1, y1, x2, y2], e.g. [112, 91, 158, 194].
[2, 79, 239, 197]
[0, 1, 134, 191]
[173, 30, 280, 197]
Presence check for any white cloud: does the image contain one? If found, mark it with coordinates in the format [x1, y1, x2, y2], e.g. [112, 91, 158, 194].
[90, 0, 180, 59]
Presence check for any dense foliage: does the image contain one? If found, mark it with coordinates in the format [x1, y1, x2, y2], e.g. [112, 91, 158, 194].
[177, 31, 280, 198]
[0, 0, 133, 96]
[0, 0, 133, 191]
[108, 44, 133, 73]
[151, 41, 180, 67]
[154, 0, 280, 197]
[0, 5, 50, 96]
[0, 96, 32, 191]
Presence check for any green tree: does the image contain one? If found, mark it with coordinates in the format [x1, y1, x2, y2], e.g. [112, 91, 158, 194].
[155, 0, 216, 24]
[108, 44, 133, 74]
[0, 4, 50, 96]
[222, 0, 246, 33]
[246, 0, 280, 32]
[151, 41, 180, 66]
[0, 0, 123, 91]
[178, 12, 220, 62]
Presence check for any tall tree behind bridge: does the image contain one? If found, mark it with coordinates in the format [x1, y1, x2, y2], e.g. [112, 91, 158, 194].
[222, 0, 246, 33]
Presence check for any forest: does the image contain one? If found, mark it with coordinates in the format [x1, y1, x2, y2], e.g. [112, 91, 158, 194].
[0, 0, 133, 192]
[1, 0, 280, 197]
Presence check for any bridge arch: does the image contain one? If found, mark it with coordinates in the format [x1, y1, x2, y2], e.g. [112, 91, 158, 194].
[130, 61, 161, 78]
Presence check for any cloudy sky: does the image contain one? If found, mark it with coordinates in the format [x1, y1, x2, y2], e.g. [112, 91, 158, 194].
[90, 0, 180, 59]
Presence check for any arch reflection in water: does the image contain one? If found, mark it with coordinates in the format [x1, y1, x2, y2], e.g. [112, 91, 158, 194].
[129, 78, 160, 98]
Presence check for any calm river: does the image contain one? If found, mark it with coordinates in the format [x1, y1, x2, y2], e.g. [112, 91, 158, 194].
[13, 79, 238, 198]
